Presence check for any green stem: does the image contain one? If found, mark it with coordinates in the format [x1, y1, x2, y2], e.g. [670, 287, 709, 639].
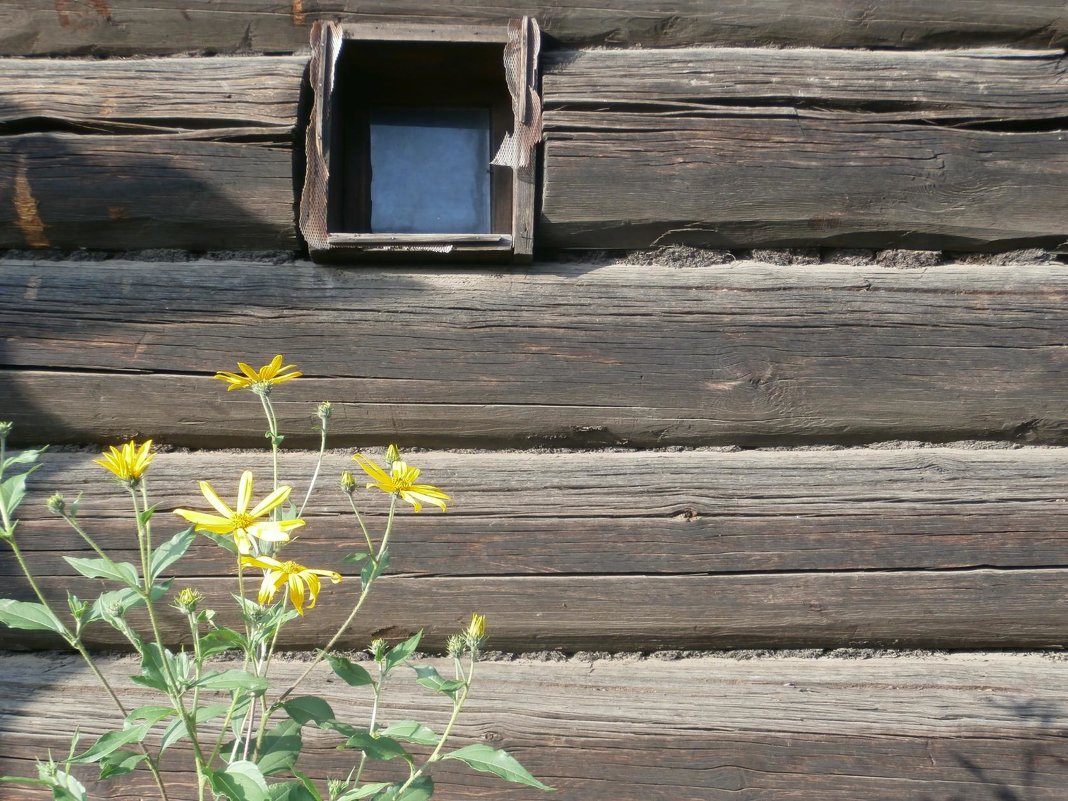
[129, 486, 209, 795]
[277, 495, 398, 703]
[347, 495, 375, 555]
[59, 512, 111, 563]
[259, 392, 280, 495]
[297, 418, 328, 518]
[250, 594, 289, 761]
[396, 659, 475, 795]
[4, 533, 172, 801]
[353, 664, 385, 785]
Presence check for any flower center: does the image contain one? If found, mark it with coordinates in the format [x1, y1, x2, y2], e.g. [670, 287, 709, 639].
[232, 513, 256, 530]
[281, 561, 300, 574]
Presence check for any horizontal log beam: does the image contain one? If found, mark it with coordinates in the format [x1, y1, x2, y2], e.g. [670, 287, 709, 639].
[1, 1, 1066, 54]
[2, 569, 1068, 651]
[2, 258, 1067, 447]
[0, 56, 305, 131]
[8, 449, 1068, 576]
[0, 134, 296, 250]
[2, 653, 1067, 799]
[544, 48, 1068, 121]
[540, 113, 1068, 250]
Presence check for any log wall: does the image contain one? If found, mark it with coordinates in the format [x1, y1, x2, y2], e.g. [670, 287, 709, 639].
[2, 4, 1068, 800]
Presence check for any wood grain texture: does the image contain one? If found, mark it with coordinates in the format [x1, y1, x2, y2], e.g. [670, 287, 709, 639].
[1, 1, 1066, 54]
[0, 134, 296, 250]
[2, 653, 1067, 799]
[540, 112, 1068, 250]
[7, 448, 1068, 577]
[2, 258, 1067, 447]
[0, 56, 305, 131]
[543, 48, 1068, 122]
[3, 567, 1068, 651]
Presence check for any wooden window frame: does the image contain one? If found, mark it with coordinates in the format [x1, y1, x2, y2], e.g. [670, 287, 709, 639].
[301, 18, 541, 263]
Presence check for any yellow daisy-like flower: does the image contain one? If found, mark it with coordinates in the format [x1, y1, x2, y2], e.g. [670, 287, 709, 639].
[239, 554, 342, 616]
[94, 439, 154, 485]
[351, 452, 450, 512]
[173, 470, 304, 554]
[214, 355, 302, 394]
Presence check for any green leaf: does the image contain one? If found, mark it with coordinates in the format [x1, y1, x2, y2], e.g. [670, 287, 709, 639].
[394, 776, 434, 801]
[3, 447, 46, 468]
[72, 724, 150, 764]
[149, 527, 196, 580]
[125, 705, 176, 728]
[291, 771, 323, 801]
[282, 695, 335, 727]
[0, 599, 66, 635]
[382, 631, 421, 674]
[208, 761, 269, 801]
[200, 627, 248, 658]
[411, 665, 464, 700]
[443, 744, 553, 791]
[340, 730, 408, 762]
[130, 643, 177, 693]
[203, 530, 239, 555]
[335, 783, 390, 801]
[379, 720, 439, 746]
[342, 551, 370, 564]
[195, 669, 268, 695]
[0, 470, 31, 516]
[63, 556, 139, 588]
[164, 702, 232, 752]
[254, 719, 302, 776]
[360, 549, 390, 586]
[137, 504, 158, 527]
[326, 653, 375, 688]
[98, 750, 146, 781]
[268, 782, 320, 801]
[40, 767, 86, 801]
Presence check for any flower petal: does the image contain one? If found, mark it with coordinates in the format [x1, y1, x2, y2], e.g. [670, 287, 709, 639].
[198, 481, 233, 518]
[352, 454, 392, 486]
[248, 484, 292, 518]
[174, 508, 232, 529]
[303, 572, 321, 610]
[236, 471, 253, 515]
[288, 575, 306, 616]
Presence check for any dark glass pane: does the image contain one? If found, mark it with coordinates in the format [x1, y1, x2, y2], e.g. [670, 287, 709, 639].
[369, 107, 491, 234]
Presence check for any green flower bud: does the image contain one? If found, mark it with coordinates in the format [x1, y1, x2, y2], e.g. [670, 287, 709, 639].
[173, 587, 204, 613]
[45, 493, 66, 516]
[446, 634, 467, 658]
[317, 401, 333, 421]
[340, 470, 358, 495]
[465, 612, 488, 654]
[385, 443, 401, 465]
[369, 638, 387, 660]
[0, 421, 12, 438]
[327, 779, 348, 800]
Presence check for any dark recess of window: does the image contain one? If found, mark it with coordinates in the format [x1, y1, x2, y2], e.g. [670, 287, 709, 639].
[301, 19, 542, 263]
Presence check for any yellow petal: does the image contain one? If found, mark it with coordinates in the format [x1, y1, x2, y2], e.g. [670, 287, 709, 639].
[248, 484, 292, 518]
[198, 481, 233, 518]
[240, 555, 283, 572]
[247, 521, 298, 543]
[174, 509, 233, 530]
[257, 572, 277, 605]
[237, 362, 259, 379]
[352, 454, 392, 486]
[288, 575, 306, 616]
[303, 572, 321, 610]
[236, 471, 253, 515]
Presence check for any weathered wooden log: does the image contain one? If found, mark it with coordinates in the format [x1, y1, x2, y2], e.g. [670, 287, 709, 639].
[540, 112, 1068, 250]
[2, 653, 1067, 799]
[0, 56, 305, 131]
[1, 1, 1066, 54]
[8, 449, 1068, 577]
[543, 48, 1068, 122]
[2, 567, 1068, 651]
[0, 133, 296, 250]
[2, 258, 1067, 447]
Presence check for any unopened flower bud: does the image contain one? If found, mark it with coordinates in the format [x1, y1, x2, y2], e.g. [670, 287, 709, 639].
[465, 613, 488, 654]
[317, 401, 333, 422]
[446, 634, 467, 658]
[174, 587, 204, 613]
[327, 779, 348, 800]
[68, 594, 89, 620]
[0, 421, 12, 438]
[46, 493, 66, 516]
[369, 638, 387, 660]
[340, 471, 357, 495]
[385, 444, 401, 465]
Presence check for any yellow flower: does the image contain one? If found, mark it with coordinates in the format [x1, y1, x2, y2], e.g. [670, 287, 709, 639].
[467, 613, 487, 640]
[173, 470, 304, 554]
[351, 452, 450, 512]
[94, 439, 154, 484]
[239, 554, 342, 616]
[214, 355, 302, 393]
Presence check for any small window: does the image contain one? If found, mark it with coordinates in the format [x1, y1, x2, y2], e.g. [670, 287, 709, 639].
[301, 19, 541, 263]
